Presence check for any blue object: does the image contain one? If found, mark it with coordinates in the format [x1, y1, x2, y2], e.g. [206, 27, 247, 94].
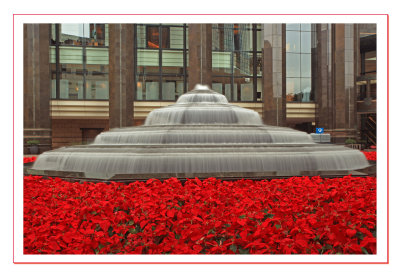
[316, 128, 324, 134]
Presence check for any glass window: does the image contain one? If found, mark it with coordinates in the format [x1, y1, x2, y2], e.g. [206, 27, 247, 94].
[286, 23, 300, 31]
[85, 64, 109, 99]
[286, 53, 301, 77]
[135, 24, 188, 101]
[285, 24, 315, 102]
[51, 24, 109, 100]
[234, 52, 253, 76]
[212, 24, 261, 102]
[301, 32, 312, 53]
[146, 26, 170, 49]
[300, 54, 312, 78]
[286, 78, 300, 101]
[286, 31, 301, 53]
[300, 24, 312, 31]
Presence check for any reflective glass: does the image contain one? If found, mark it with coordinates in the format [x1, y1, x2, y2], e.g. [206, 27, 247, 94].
[235, 77, 254, 101]
[162, 76, 185, 100]
[286, 78, 300, 102]
[85, 64, 109, 99]
[212, 76, 233, 100]
[286, 23, 300, 31]
[170, 27, 185, 49]
[301, 54, 312, 78]
[212, 26, 231, 51]
[59, 24, 88, 46]
[300, 78, 312, 102]
[59, 46, 84, 99]
[301, 24, 312, 31]
[212, 51, 232, 74]
[256, 53, 263, 77]
[234, 52, 253, 76]
[161, 49, 184, 74]
[286, 31, 301, 53]
[301, 32, 312, 53]
[286, 53, 301, 77]
[137, 49, 160, 74]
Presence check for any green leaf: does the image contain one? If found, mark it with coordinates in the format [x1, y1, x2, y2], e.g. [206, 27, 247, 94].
[361, 247, 369, 254]
[229, 244, 238, 253]
[239, 215, 246, 219]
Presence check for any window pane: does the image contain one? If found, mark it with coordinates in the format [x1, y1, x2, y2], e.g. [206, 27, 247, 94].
[59, 46, 84, 99]
[136, 25, 147, 48]
[147, 26, 160, 48]
[212, 24, 234, 51]
[235, 77, 253, 101]
[146, 26, 170, 49]
[286, 23, 300, 31]
[212, 51, 232, 74]
[256, 53, 262, 77]
[161, 49, 183, 74]
[51, 24, 57, 45]
[145, 81, 160, 100]
[301, 24, 312, 31]
[85, 64, 109, 99]
[301, 54, 312, 78]
[301, 32, 311, 53]
[51, 64, 57, 99]
[286, 31, 301, 53]
[234, 24, 253, 52]
[137, 49, 159, 74]
[162, 80, 176, 100]
[88, 24, 106, 47]
[234, 52, 253, 76]
[286, 53, 301, 77]
[212, 76, 233, 100]
[160, 27, 170, 48]
[257, 78, 262, 101]
[170, 27, 184, 49]
[257, 29, 262, 51]
[286, 78, 300, 102]
[301, 78, 312, 102]
[162, 76, 185, 100]
[59, 24, 89, 46]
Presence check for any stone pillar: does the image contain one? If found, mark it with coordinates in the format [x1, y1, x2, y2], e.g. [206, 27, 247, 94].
[108, 24, 135, 128]
[23, 24, 52, 154]
[316, 24, 358, 143]
[262, 24, 285, 126]
[316, 24, 334, 130]
[188, 24, 213, 89]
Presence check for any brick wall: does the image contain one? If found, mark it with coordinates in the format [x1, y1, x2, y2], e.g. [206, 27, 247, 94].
[52, 119, 109, 149]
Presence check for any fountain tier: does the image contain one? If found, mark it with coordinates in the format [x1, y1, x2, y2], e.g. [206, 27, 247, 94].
[29, 85, 369, 180]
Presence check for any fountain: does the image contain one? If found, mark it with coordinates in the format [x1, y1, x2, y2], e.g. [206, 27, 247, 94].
[28, 85, 370, 180]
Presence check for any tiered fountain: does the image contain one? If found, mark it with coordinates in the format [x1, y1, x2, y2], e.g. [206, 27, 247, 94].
[28, 85, 369, 180]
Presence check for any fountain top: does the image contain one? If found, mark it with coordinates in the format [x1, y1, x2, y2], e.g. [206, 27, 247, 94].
[193, 84, 211, 91]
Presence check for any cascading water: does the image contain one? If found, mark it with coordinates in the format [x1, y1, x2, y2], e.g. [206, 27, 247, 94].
[29, 85, 369, 180]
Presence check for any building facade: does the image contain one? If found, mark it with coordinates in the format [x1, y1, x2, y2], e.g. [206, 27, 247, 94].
[23, 23, 376, 154]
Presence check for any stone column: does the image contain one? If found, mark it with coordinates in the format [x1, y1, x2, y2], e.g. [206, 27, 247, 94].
[108, 24, 135, 128]
[23, 24, 52, 154]
[316, 24, 358, 143]
[316, 24, 334, 130]
[188, 24, 213, 90]
[262, 24, 285, 126]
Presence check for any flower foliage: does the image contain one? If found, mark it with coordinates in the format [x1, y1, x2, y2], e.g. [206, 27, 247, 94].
[24, 175, 376, 255]
[362, 151, 377, 161]
[24, 157, 37, 164]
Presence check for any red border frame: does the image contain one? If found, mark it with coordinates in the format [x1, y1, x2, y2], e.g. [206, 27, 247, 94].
[13, 14, 389, 264]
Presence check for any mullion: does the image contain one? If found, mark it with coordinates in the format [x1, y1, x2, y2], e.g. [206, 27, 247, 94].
[55, 24, 60, 99]
[183, 24, 187, 95]
[158, 24, 162, 100]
